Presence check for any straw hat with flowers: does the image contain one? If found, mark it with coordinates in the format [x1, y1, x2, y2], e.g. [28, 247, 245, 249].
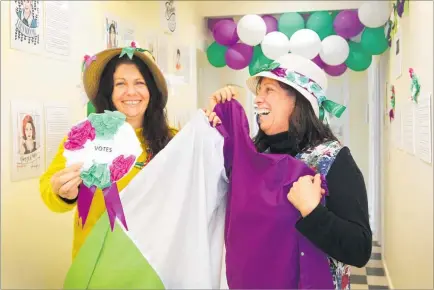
[81, 41, 168, 105]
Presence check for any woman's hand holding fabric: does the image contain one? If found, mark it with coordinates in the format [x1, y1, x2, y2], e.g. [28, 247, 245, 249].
[287, 174, 326, 218]
[203, 85, 238, 127]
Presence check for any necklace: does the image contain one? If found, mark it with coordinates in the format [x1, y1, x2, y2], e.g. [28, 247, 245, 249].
[134, 148, 152, 169]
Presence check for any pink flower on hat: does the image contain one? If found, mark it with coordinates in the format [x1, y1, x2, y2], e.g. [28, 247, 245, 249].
[64, 120, 96, 151]
[110, 154, 136, 182]
[83, 54, 96, 69]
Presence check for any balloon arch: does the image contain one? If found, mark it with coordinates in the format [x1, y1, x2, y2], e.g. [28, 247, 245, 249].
[206, 1, 397, 77]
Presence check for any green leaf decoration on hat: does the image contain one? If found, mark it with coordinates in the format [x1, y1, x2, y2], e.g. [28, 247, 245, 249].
[298, 75, 310, 87]
[120, 41, 150, 60]
[310, 83, 323, 95]
[252, 62, 281, 76]
[319, 99, 347, 122]
[286, 72, 297, 83]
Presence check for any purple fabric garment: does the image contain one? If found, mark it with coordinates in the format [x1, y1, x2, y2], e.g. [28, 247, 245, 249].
[214, 100, 334, 289]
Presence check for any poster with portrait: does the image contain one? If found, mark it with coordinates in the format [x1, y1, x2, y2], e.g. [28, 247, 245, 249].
[10, 0, 44, 54]
[160, 0, 176, 34]
[105, 14, 119, 49]
[11, 101, 44, 181]
[173, 45, 191, 84]
[144, 33, 158, 62]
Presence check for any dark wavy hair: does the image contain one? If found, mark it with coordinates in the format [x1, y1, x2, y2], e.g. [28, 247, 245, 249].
[254, 77, 337, 154]
[92, 55, 173, 157]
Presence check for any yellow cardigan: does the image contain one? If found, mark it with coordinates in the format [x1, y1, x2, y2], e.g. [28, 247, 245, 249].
[40, 128, 176, 259]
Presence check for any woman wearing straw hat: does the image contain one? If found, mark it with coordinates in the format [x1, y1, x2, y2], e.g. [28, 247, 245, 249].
[206, 53, 371, 289]
[40, 42, 177, 259]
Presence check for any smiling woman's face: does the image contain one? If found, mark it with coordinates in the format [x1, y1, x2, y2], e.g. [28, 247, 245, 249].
[111, 63, 150, 127]
[254, 77, 296, 135]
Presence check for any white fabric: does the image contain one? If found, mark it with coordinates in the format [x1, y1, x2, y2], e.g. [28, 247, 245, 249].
[119, 110, 228, 289]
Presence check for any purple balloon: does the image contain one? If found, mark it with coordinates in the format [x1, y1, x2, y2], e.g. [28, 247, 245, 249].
[302, 13, 311, 22]
[262, 15, 278, 33]
[208, 17, 234, 32]
[225, 43, 253, 70]
[311, 54, 326, 69]
[324, 63, 347, 76]
[333, 9, 364, 39]
[213, 19, 239, 46]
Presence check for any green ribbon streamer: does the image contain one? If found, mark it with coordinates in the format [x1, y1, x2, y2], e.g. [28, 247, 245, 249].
[88, 110, 126, 140]
[319, 100, 347, 122]
[81, 163, 111, 189]
[119, 46, 149, 60]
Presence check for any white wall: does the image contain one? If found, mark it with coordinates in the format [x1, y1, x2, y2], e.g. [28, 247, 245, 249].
[197, 1, 364, 17]
[382, 1, 433, 288]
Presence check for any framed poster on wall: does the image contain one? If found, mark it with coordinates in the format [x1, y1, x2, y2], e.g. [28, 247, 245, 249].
[161, 0, 176, 34]
[10, 0, 44, 54]
[10, 100, 45, 181]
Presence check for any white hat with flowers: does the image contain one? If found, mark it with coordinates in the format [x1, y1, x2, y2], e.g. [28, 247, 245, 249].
[246, 53, 346, 123]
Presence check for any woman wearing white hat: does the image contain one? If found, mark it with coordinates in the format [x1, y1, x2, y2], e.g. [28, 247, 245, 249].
[206, 53, 371, 290]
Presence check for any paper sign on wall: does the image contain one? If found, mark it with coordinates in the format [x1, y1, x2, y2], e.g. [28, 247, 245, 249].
[11, 101, 45, 181]
[10, 0, 44, 54]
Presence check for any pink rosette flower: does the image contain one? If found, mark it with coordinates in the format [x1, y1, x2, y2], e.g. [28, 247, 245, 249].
[64, 120, 96, 151]
[110, 154, 136, 182]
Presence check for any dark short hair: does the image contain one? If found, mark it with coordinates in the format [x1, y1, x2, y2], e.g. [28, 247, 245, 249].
[92, 55, 173, 157]
[254, 77, 337, 154]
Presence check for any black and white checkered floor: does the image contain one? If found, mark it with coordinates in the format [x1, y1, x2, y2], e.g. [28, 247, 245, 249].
[351, 241, 389, 289]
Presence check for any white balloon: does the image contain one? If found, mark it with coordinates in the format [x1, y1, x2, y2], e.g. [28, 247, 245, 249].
[237, 14, 267, 46]
[350, 29, 364, 43]
[261, 31, 290, 60]
[288, 29, 321, 60]
[358, 1, 391, 28]
[319, 35, 350, 66]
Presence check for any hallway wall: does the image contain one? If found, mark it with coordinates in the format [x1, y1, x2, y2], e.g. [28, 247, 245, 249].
[382, 1, 433, 288]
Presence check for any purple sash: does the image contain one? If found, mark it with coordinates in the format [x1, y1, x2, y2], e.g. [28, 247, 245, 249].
[214, 101, 334, 289]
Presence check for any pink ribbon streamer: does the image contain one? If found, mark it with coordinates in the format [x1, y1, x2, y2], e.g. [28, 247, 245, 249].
[102, 183, 128, 231]
[77, 185, 97, 227]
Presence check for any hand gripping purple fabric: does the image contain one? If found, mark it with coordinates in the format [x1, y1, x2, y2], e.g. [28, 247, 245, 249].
[214, 100, 334, 289]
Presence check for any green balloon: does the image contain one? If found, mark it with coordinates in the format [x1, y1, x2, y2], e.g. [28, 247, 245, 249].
[249, 45, 273, 76]
[345, 41, 372, 72]
[207, 41, 227, 68]
[306, 11, 333, 40]
[278, 12, 305, 39]
[361, 27, 389, 55]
